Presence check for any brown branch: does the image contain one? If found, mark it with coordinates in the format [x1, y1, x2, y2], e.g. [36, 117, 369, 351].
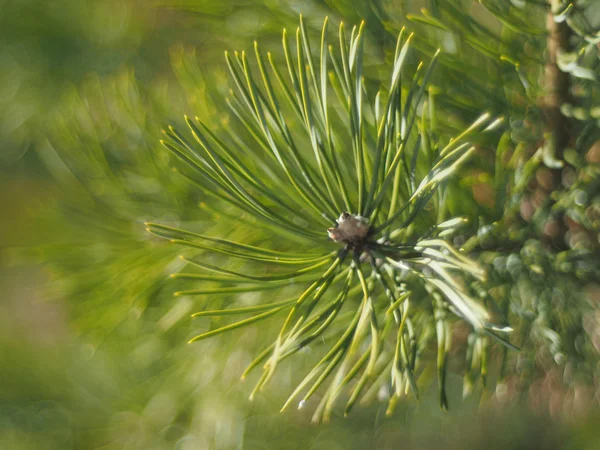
[543, 0, 571, 156]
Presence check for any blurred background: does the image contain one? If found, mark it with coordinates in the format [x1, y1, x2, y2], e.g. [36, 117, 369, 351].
[1, 0, 599, 448]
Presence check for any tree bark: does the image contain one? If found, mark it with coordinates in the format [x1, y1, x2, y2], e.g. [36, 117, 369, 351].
[543, 0, 570, 156]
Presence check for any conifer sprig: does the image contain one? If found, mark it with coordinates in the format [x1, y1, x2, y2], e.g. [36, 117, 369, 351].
[149, 16, 512, 418]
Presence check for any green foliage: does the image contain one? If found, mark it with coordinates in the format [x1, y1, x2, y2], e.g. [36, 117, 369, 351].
[2, 0, 600, 448]
[150, 0, 600, 418]
[154, 17, 516, 417]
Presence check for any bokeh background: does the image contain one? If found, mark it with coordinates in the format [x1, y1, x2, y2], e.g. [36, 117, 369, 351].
[1, 0, 600, 449]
